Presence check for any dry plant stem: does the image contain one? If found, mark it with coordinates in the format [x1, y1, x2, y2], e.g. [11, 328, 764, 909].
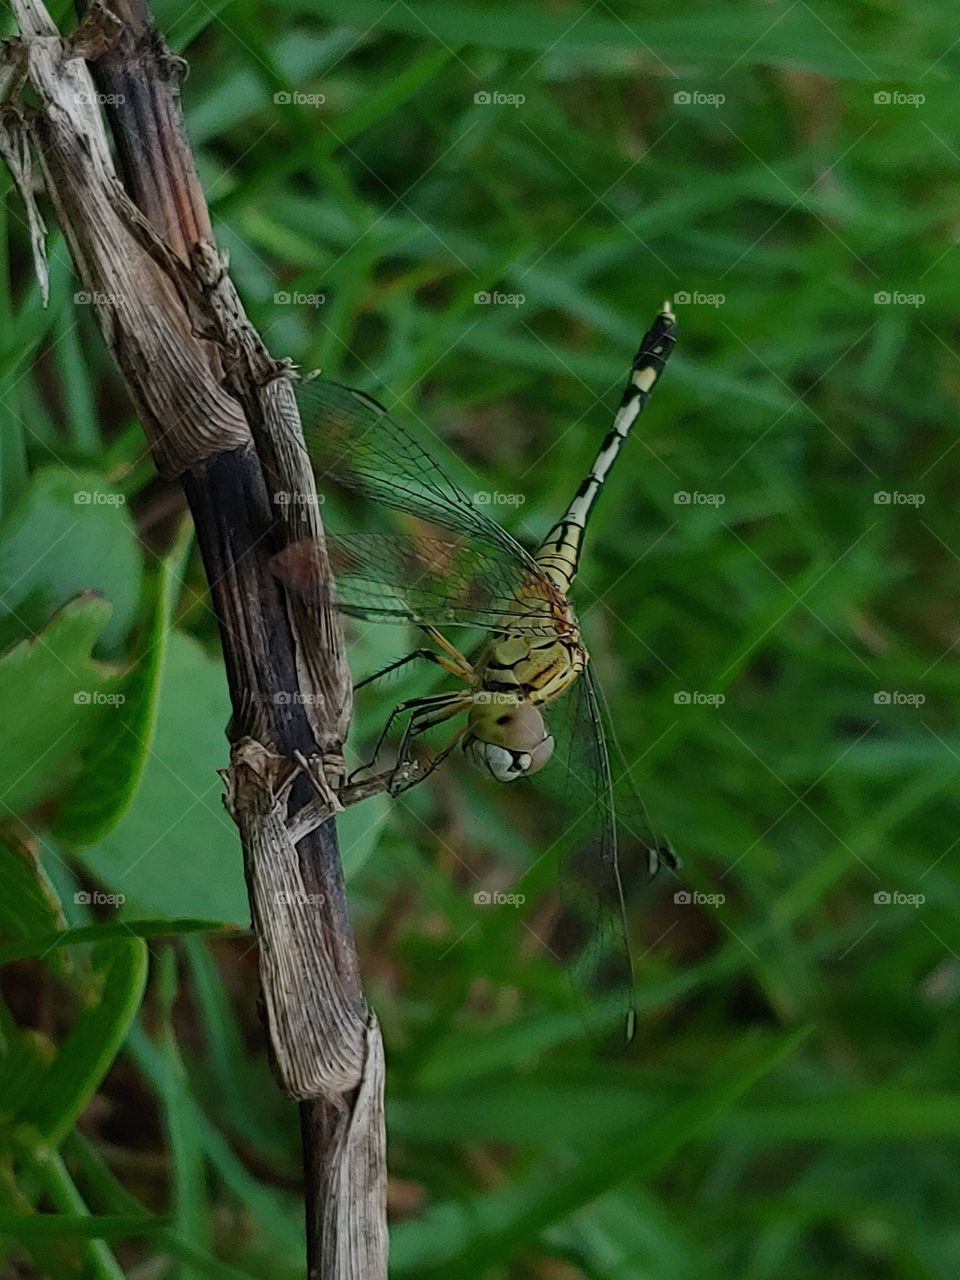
[0, 1, 388, 1273]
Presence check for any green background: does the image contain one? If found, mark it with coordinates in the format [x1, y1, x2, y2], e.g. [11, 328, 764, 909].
[1, 1, 958, 1277]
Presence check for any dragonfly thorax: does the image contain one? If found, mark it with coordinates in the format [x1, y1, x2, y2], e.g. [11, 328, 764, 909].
[463, 698, 555, 782]
[474, 629, 587, 707]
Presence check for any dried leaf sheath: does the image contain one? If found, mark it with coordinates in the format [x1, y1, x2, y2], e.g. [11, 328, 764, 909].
[1, 2, 389, 1274]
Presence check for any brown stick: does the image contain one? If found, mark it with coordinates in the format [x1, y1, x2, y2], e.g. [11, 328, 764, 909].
[2, 1, 387, 1273]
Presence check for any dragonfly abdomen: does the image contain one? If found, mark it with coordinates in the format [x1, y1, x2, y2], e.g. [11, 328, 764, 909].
[534, 302, 677, 594]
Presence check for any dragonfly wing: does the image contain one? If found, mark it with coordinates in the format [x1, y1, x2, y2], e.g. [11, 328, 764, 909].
[272, 532, 563, 634]
[542, 666, 675, 1041]
[295, 377, 542, 573]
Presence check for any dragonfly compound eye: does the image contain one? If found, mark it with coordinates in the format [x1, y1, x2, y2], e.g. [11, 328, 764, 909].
[464, 701, 555, 781]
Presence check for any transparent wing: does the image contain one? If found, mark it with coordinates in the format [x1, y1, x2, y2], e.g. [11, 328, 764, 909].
[538, 666, 676, 1041]
[296, 377, 542, 573]
[272, 532, 564, 634]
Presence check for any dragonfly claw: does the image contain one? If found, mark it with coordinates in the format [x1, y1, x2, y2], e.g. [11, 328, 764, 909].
[388, 759, 422, 795]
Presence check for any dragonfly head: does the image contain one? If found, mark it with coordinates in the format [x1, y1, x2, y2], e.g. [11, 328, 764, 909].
[463, 699, 555, 782]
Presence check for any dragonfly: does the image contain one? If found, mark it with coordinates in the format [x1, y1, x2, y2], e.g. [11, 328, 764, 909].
[274, 302, 679, 1037]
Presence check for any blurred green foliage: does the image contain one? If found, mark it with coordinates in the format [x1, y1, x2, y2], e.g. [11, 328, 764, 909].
[1, 1, 959, 1277]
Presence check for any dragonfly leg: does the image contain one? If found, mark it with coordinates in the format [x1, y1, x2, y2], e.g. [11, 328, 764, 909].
[390, 724, 468, 795]
[355, 634, 474, 692]
[390, 693, 467, 784]
[348, 691, 468, 784]
[354, 649, 443, 692]
[421, 626, 475, 679]
[347, 700, 411, 783]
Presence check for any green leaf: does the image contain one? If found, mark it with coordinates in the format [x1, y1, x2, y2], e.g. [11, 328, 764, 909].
[0, 467, 142, 652]
[0, 1214, 166, 1240]
[13, 940, 148, 1145]
[337, 790, 391, 880]
[123, 1028, 304, 1253]
[0, 1140, 128, 1280]
[330, 47, 455, 146]
[298, 1, 937, 80]
[79, 632, 248, 924]
[181, 937, 292, 1165]
[0, 918, 233, 967]
[65, 1129, 278, 1278]
[722, 1090, 960, 1142]
[0, 839, 65, 941]
[0, 1205, 261, 1280]
[0, 596, 118, 816]
[55, 524, 192, 846]
[392, 1029, 809, 1276]
[77, 624, 385, 923]
[157, 948, 209, 1276]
